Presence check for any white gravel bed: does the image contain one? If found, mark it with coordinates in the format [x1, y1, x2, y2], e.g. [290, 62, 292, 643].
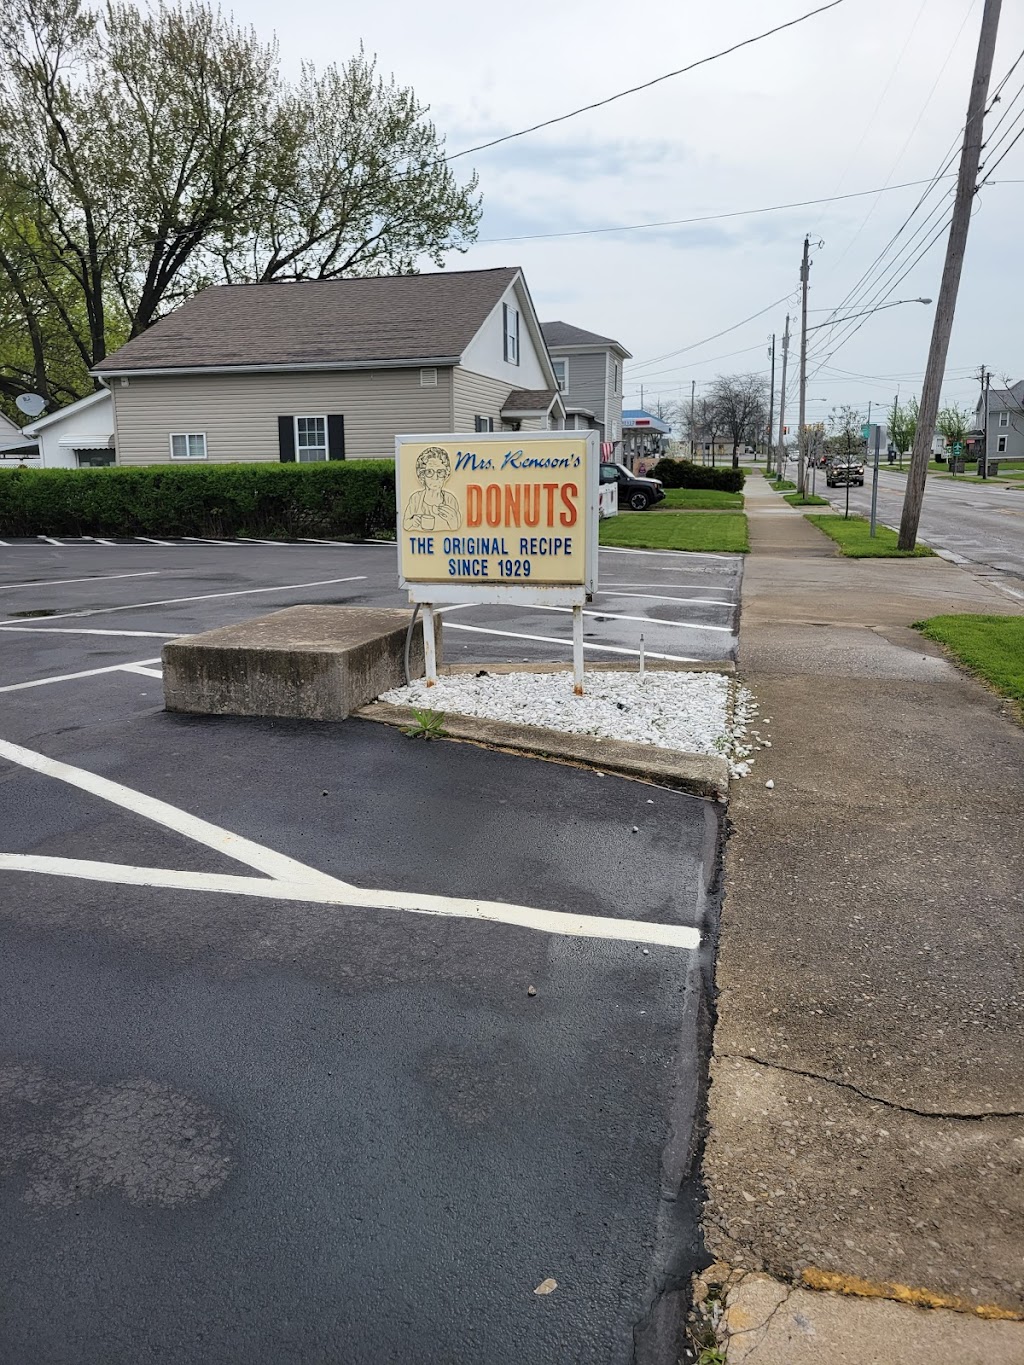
[380, 670, 765, 775]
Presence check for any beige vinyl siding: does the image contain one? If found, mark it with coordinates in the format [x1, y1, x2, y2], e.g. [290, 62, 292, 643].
[112, 367, 453, 464]
[451, 368, 513, 432]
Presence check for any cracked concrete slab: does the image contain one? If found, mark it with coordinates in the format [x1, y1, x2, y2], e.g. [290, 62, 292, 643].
[722, 1277, 1024, 1364]
[704, 1055, 1024, 1310]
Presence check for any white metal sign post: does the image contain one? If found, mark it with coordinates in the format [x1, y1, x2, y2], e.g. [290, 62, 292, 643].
[395, 431, 599, 693]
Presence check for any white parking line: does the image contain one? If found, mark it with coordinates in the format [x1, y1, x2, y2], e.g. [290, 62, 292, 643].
[0, 658, 163, 693]
[443, 621, 701, 662]
[37, 537, 63, 546]
[599, 591, 735, 608]
[118, 662, 165, 678]
[86, 537, 118, 546]
[519, 603, 732, 633]
[0, 626, 176, 638]
[0, 737, 339, 885]
[601, 547, 735, 560]
[183, 537, 241, 547]
[0, 737, 700, 950]
[135, 537, 175, 546]
[0, 576, 367, 627]
[0, 571, 161, 591]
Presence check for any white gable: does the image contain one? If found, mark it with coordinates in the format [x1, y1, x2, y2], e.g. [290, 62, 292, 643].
[459, 275, 556, 389]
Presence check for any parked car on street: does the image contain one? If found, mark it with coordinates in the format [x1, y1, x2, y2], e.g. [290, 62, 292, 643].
[600, 462, 666, 510]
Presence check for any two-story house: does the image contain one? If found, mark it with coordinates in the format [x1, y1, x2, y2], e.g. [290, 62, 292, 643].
[92, 267, 565, 465]
[541, 321, 632, 456]
[976, 379, 1024, 464]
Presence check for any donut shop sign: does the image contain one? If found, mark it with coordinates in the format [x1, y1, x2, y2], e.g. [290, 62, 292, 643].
[395, 430, 599, 687]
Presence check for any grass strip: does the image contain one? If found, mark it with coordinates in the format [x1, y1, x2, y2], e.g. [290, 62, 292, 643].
[770, 478, 797, 491]
[655, 487, 743, 510]
[783, 492, 829, 506]
[915, 614, 1024, 706]
[600, 511, 749, 553]
[804, 513, 934, 557]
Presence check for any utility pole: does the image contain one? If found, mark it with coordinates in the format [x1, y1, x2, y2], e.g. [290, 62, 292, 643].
[797, 235, 810, 495]
[980, 365, 990, 477]
[777, 315, 791, 477]
[689, 379, 696, 461]
[767, 334, 776, 471]
[898, 0, 1002, 549]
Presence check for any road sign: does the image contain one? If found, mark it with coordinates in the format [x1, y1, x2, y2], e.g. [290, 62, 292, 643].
[952, 441, 964, 456]
[861, 423, 871, 441]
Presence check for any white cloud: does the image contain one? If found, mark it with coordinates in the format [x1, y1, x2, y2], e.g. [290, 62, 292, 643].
[239, 0, 1022, 409]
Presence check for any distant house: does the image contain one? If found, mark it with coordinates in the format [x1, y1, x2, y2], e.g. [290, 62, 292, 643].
[92, 267, 564, 465]
[21, 390, 115, 468]
[622, 409, 672, 469]
[541, 321, 631, 454]
[976, 380, 1024, 462]
[0, 411, 39, 466]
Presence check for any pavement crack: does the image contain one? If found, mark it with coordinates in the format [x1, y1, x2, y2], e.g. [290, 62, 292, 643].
[722, 1052, 1024, 1121]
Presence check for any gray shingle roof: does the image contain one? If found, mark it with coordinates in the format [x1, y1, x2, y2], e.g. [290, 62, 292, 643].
[541, 320, 631, 356]
[96, 268, 522, 374]
[501, 389, 559, 412]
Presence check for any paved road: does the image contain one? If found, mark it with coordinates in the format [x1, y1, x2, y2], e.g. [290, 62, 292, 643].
[0, 538, 731, 1363]
[819, 469, 1024, 599]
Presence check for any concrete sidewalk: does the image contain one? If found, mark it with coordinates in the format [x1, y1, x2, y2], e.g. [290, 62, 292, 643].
[701, 473, 1024, 1361]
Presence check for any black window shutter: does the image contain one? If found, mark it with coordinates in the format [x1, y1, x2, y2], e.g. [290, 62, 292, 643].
[327, 414, 345, 460]
[278, 416, 295, 462]
[514, 309, 520, 365]
[474, 416, 483, 432]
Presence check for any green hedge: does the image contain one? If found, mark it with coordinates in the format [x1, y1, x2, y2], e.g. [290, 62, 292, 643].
[651, 458, 745, 493]
[0, 461, 397, 540]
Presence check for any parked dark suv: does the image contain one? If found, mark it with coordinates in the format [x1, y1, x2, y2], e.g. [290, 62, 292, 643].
[600, 462, 666, 511]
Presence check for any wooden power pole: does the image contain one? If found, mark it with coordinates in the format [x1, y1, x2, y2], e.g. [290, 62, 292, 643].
[898, 0, 1002, 549]
[767, 334, 776, 470]
[797, 235, 810, 496]
[776, 315, 791, 476]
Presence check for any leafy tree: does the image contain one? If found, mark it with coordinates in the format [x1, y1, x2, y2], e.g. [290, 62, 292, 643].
[936, 403, 972, 447]
[708, 373, 769, 468]
[0, 0, 481, 407]
[826, 405, 867, 460]
[888, 396, 919, 457]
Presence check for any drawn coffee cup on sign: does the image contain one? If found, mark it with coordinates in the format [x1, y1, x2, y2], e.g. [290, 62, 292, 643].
[403, 447, 461, 532]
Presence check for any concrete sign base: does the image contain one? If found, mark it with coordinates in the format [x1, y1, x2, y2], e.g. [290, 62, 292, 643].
[163, 605, 440, 721]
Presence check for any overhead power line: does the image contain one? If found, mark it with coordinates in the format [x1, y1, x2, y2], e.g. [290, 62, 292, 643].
[445, 0, 847, 161]
[473, 175, 957, 245]
[627, 292, 797, 374]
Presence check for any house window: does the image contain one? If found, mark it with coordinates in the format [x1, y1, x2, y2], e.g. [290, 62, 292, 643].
[998, 411, 1009, 427]
[612, 361, 620, 394]
[552, 358, 568, 392]
[295, 415, 328, 462]
[420, 367, 438, 387]
[997, 435, 1008, 453]
[169, 432, 207, 459]
[76, 448, 115, 468]
[503, 303, 520, 365]
[474, 416, 494, 432]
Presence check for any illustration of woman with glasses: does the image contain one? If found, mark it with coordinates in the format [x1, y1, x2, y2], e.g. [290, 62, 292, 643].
[403, 446, 462, 532]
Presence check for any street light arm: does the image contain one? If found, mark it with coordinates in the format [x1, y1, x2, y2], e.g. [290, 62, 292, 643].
[806, 298, 932, 331]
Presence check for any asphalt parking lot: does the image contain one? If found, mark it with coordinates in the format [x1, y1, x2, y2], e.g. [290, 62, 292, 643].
[0, 538, 738, 1363]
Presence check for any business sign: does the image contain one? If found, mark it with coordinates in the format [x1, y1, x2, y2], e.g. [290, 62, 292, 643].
[396, 431, 598, 606]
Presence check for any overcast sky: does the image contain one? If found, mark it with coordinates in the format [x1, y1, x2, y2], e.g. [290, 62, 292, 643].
[243, 0, 1023, 421]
